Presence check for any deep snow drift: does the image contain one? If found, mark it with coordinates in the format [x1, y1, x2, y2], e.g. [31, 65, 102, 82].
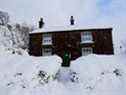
[0, 25, 126, 95]
[0, 53, 126, 95]
[70, 54, 126, 95]
[0, 53, 62, 95]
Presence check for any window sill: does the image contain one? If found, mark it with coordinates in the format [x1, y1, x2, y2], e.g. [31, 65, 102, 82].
[42, 43, 52, 45]
[81, 41, 94, 44]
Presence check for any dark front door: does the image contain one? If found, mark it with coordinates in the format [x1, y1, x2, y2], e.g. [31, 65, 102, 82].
[54, 32, 81, 61]
[66, 32, 81, 60]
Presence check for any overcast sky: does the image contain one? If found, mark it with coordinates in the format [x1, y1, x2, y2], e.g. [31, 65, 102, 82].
[0, 0, 126, 53]
[0, 0, 125, 26]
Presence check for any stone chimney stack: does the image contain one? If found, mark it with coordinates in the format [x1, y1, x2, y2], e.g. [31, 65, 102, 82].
[70, 16, 74, 25]
[39, 17, 44, 28]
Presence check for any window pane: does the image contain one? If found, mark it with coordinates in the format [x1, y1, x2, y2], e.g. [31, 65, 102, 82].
[42, 48, 52, 56]
[42, 34, 52, 45]
[81, 32, 93, 43]
[82, 47, 93, 56]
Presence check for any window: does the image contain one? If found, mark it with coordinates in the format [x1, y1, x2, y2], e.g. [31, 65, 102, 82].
[82, 47, 93, 56]
[42, 33, 52, 45]
[81, 32, 93, 43]
[42, 48, 52, 56]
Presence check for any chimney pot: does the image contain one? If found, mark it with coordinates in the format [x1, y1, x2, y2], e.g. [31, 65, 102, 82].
[39, 17, 44, 28]
[70, 16, 74, 25]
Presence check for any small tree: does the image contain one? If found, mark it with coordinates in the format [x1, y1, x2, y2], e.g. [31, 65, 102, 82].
[0, 11, 9, 25]
[10, 23, 34, 49]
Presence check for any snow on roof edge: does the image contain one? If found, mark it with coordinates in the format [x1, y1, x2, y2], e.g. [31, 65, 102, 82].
[30, 25, 113, 34]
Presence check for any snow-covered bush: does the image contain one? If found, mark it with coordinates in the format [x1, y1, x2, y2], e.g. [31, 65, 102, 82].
[113, 68, 122, 77]
[0, 22, 33, 51]
[11, 23, 30, 49]
[69, 71, 79, 82]
[0, 25, 13, 47]
[37, 70, 51, 84]
[0, 10, 33, 50]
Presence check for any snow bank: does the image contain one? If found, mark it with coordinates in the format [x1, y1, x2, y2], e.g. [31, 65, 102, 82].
[0, 53, 126, 95]
[0, 54, 62, 95]
[70, 54, 126, 95]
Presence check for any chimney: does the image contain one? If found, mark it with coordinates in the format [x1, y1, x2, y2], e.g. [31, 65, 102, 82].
[70, 16, 74, 25]
[39, 17, 44, 28]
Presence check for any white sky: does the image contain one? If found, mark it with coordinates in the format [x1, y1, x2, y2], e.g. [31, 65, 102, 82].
[0, 0, 126, 53]
[0, 0, 125, 26]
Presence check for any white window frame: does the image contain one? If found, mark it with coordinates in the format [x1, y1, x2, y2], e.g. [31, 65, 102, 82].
[81, 32, 93, 43]
[82, 47, 93, 56]
[42, 48, 52, 56]
[42, 33, 52, 45]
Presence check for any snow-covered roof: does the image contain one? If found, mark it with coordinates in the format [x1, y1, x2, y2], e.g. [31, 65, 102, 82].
[30, 25, 112, 34]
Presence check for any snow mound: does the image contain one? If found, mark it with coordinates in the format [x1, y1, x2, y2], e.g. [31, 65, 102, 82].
[70, 54, 126, 95]
[0, 54, 62, 95]
[0, 53, 126, 95]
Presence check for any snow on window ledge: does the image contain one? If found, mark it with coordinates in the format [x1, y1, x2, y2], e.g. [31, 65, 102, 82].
[81, 40, 94, 44]
[42, 42, 52, 45]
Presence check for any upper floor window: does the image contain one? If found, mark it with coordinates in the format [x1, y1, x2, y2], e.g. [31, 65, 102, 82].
[81, 32, 93, 43]
[42, 33, 52, 45]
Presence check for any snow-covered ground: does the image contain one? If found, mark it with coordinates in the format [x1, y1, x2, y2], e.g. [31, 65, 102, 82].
[70, 54, 126, 95]
[0, 52, 62, 95]
[0, 51, 126, 95]
[0, 25, 126, 95]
